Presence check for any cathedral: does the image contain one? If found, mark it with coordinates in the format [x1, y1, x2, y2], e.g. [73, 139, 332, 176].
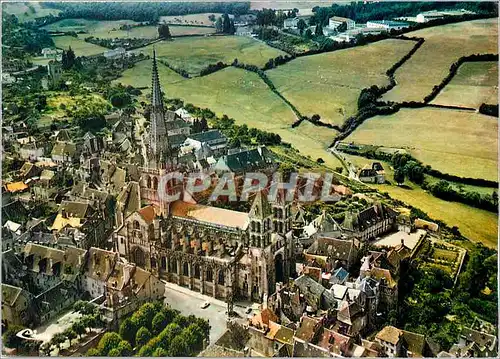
[113, 51, 295, 303]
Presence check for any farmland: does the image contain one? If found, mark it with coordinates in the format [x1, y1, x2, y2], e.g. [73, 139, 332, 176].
[131, 36, 286, 76]
[43, 18, 215, 39]
[117, 60, 343, 169]
[431, 61, 498, 108]
[3, 1, 61, 22]
[342, 154, 497, 248]
[53, 35, 108, 56]
[346, 107, 498, 181]
[382, 18, 498, 103]
[267, 39, 416, 126]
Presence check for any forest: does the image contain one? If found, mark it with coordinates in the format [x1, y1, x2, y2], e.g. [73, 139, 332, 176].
[43, 2, 251, 22]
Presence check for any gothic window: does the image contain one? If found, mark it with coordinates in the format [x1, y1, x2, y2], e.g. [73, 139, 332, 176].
[257, 222, 261, 233]
[133, 247, 145, 267]
[151, 257, 157, 268]
[267, 218, 271, 230]
[153, 177, 159, 190]
[206, 268, 213, 282]
[134, 220, 140, 230]
[194, 264, 200, 278]
[251, 221, 256, 231]
[147, 176, 152, 189]
[183, 262, 189, 276]
[161, 256, 167, 270]
[218, 270, 225, 285]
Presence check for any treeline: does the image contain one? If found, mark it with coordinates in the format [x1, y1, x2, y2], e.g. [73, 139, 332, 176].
[199, 61, 229, 76]
[157, 59, 190, 78]
[2, 14, 53, 54]
[423, 53, 499, 103]
[479, 103, 499, 117]
[309, 1, 498, 26]
[43, 2, 250, 22]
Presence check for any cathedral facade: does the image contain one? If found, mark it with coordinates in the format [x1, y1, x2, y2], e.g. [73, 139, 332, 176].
[113, 52, 295, 303]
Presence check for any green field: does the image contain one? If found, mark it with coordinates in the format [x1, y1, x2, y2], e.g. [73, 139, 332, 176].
[267, 39, 416, 126]
[382, 19, 498, 103]
[346, 107, 498, 181]
[43, 18, 214, 39]
[342, 153, 497, 248]
[116, 60, 344, 169]
[432, 247, 459, 262]
[432, 61, 498, 108]
[53, 35, 108, 56]
[131, 36, 286, 76]
[3, 2, 61, 22]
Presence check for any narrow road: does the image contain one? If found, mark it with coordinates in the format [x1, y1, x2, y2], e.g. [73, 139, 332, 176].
[329, 142, 360, 181]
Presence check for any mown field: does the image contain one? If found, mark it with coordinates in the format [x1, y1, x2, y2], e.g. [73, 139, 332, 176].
[343, 153, 497, 248]
[431, 61, 498, 108]
[43, 18, 215, 39]
[131, 36, 286, 76]
[3, 2, 61, 22]
[346, 107, 498, 181]
[267, 39, 416, 126]
[382, 19, 498, 103]
[53, 35, 108, 56]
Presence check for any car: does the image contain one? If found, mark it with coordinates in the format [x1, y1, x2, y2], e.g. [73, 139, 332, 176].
[200, 301, 210, 309]
[245, 307, 252, 314]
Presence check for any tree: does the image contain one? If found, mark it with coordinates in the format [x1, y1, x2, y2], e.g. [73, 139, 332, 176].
[394, 168, 405, 185]
[158, 23, 171, 38]
[51, 332, 67, 351]
[168, 334, 188, 356]
[153, 347, 168, 356]
[62, 46, 76, 70]
[109, 92, 131, 108]
[82, 315, 96, 332]
[152, 312, 168, 335]
[86, 348, 101, 356]
[72, 321, 86, 339]
[229, 19, 236, 34]
[222, 13, 231, 33]
[63, 328, 77, 346]
[314, 23, 324, 36]
[97, 332, 122, 356]
[2, 325, 25, 349]
[304, 28, 313, 39]
[215, 17, 223, 33]
[117, 340, 132, 356]
[108, 348, 121, 356]
[136, 326, 152, 348]
[40, 342, 52, 356]
[119, 317, 136, 346]
[297, 19, 307, 35]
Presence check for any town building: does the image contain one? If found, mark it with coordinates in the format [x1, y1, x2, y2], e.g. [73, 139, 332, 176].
[328, 16, 356, 30]
[366, 20, 410, 31]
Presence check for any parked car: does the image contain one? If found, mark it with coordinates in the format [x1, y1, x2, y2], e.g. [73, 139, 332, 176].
[201, 301, 210, 309]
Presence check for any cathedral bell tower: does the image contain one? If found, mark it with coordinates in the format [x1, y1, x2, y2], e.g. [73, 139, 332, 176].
[139, 49, 180, 215]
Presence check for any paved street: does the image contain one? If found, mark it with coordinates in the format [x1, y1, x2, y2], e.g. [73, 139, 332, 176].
[163, 282, 231, 344]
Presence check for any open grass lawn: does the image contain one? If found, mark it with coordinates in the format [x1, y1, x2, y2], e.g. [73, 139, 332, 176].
[341, 153, 497, 248]
[432, 247, 458, 262]
[382, 19, 498, 103]
[53, 36, 108, 56]
[43, 18, 139, 33]
[159, 13, 222, 26]
[3, 2, 61, 22]
[276, 121, 342, 170]
[131, 36, 286, 76]
[432, 61, 498, 108]
[346, 107, 498, 181]
[267, 39, 416, 126]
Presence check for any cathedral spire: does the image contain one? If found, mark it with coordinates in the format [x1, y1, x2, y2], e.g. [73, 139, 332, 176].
[151, 47, 163, 111]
